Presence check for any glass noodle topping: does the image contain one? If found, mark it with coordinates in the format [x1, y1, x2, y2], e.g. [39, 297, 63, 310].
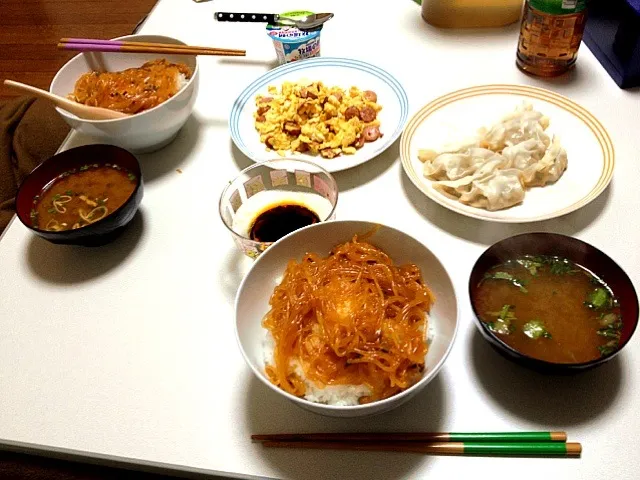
[30, 164, 137, 232]
[69, 59, 192, 114]
[262, 233, 435, 404]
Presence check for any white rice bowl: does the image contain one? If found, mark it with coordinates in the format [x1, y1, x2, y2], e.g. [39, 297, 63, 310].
[235, 220, 459, 418]
[49, 34, 199, 153]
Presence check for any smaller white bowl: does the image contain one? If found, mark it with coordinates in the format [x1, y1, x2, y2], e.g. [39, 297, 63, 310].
[235, 220, 459, 417]
[50, 34, 199, 153]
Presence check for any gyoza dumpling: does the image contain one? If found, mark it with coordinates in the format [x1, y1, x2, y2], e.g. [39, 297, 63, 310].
[473, 153, 511, 178]
[479, 102, 551, 152]
[418, 102, 567, 213]
[432, 174, 476, 199]
[421, 148, 499, 181]
[431, 152, 511, 195]
[431, 153, 512, 202]
[417, 135, 483, 163]
[521, 136, 568, 187]
[457, 169, 526, 211]
[501, 138, 547, 170]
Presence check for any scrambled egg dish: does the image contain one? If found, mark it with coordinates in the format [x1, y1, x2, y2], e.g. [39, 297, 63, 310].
[253, 80, 383, 159]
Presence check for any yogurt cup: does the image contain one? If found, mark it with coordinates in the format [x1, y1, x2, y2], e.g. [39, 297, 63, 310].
[267, 10, 322, 65]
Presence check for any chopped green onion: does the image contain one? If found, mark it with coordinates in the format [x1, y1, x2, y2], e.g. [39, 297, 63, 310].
[599, 313, 619, 326]
[485, 304, 516, 335]
[585, 288, 612, 310]
[549, 259, 579, 275]
[480, 271, 528, 293]
[597, 329, 621, 339]
[516, 258, 543, 276]
[597, 318, 622, 339]
[598, 341, 618, 357]
[523, 319, 552, 339]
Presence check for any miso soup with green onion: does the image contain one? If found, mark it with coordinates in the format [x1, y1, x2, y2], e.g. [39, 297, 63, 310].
[471, 255, 622, 363]
[30, 164, 136, 232]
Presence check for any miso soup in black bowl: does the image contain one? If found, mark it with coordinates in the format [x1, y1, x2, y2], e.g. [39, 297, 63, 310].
[15, 144, 143, 246]
[469, 233, 638, 373]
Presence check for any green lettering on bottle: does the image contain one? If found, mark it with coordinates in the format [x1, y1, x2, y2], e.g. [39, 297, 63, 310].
[529, 0, 587, 15]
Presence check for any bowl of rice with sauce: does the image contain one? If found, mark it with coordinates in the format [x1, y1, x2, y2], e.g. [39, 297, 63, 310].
[235, 220, 459, 417]
[50, 34, 199, 153]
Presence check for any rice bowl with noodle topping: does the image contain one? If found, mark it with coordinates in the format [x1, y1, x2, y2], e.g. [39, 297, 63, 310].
[50, 34, 199, 153]
[235, 220, 459, 417]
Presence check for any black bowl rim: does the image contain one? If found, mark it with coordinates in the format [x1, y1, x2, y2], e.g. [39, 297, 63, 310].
[15, 144, 143, 236]
[468, 231, 640, 369]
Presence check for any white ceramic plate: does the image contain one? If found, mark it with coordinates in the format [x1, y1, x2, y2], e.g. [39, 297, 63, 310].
[400, 84, 614, 223]
[234, 220, 458, 418]
[230, 57, 409, 173]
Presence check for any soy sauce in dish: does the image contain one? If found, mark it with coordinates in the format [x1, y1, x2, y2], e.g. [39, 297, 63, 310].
[250, 204, 320, 242]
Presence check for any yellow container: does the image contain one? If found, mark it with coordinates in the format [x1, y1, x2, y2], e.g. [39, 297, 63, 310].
[421, 0, 524, 28]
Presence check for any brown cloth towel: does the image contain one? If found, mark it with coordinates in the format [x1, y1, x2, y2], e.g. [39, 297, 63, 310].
[0, 96, 70, 233]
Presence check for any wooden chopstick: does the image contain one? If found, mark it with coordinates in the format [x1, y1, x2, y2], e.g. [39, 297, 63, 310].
[57, 39, 245, 57]
[59, 38, 245, 55]
[252, 431, 568, 443]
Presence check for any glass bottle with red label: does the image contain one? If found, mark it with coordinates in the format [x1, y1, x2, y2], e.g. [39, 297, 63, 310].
[516, 0, 588, 77]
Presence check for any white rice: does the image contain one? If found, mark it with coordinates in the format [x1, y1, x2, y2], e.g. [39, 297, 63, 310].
[177, 73, 188, 90]
[262, 323, 435, 406]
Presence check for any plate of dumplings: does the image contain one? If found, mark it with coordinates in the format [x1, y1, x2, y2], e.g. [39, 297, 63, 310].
[400, 84, 614, 223]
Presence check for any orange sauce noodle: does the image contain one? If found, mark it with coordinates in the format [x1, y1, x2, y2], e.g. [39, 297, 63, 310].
[70, 59, 192, 114]
[263, 234, 435, 404]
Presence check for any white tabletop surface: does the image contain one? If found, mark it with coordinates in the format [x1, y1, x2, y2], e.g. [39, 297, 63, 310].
[1, 0, 639, 478]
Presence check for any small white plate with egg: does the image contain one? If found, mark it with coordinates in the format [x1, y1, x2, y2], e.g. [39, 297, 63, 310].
[230, 57, 409, 173]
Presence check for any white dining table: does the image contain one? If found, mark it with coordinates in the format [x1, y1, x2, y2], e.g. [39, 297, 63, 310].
[1, 0, 639, 478]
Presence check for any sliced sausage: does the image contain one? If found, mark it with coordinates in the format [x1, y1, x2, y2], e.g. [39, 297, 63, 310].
[363, 90, 378, 103]
[363, 125, 381, 142]
[265, 136, 276, 148]
[283, 122, 301, 136]
[300, 88, 318, 99]
[359, 106, 377, 123]
[257, 105, 270, 115]
[258, 96, 273, 104]
[256, 115, 266, 123]
[344, 106, 359, 120]
[296, 142, 309, 153]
